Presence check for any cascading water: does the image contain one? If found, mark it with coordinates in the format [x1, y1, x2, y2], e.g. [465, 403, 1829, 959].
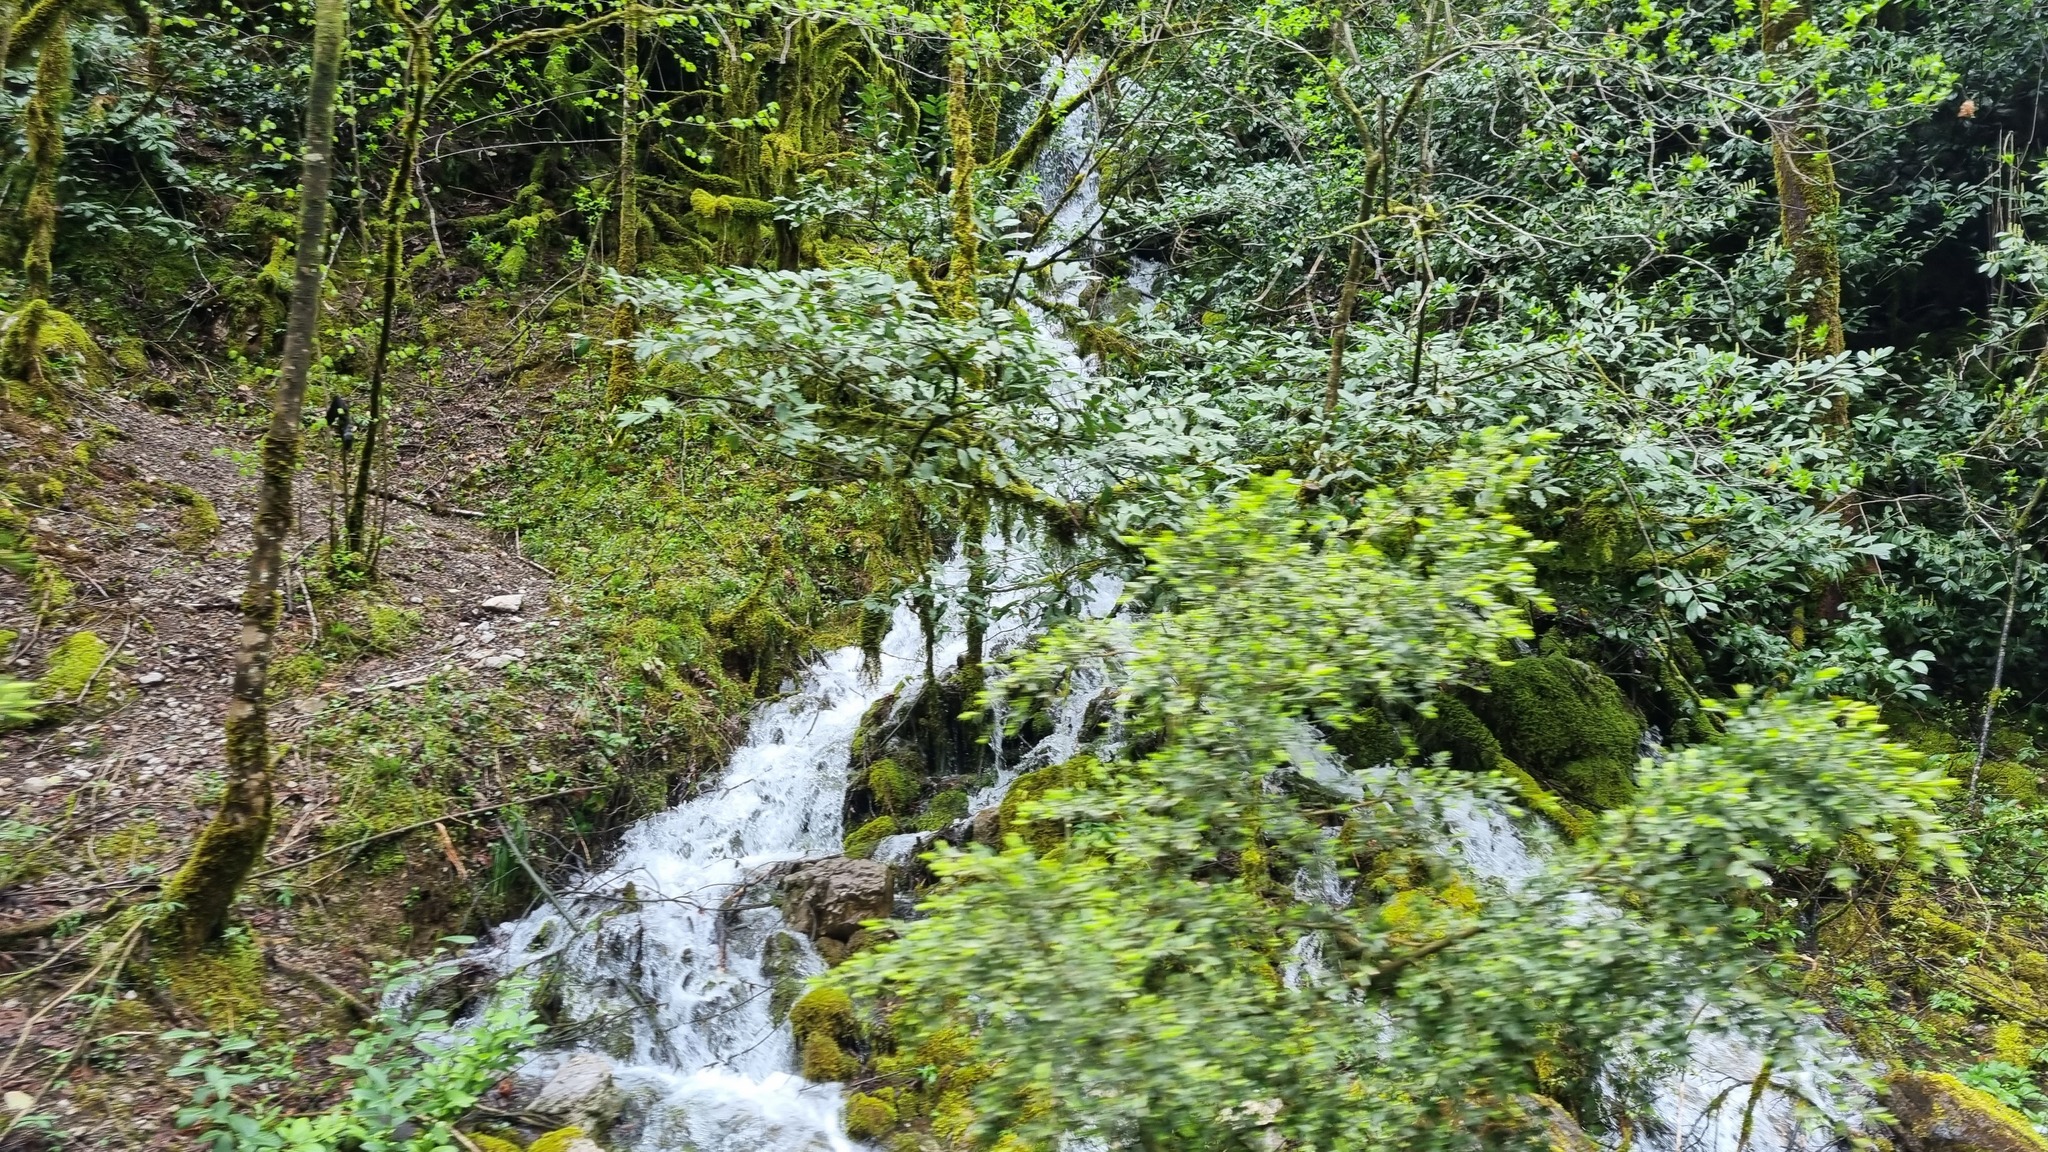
[1436, 796, 1859, 1152]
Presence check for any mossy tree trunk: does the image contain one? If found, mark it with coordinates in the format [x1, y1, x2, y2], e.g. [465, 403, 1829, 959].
[16, 0, 73, 303]
[943, 14, 979, 320]
[1763, 3, 1846, 383]
[604, 2, 641, 408]
[162, 0, 345, 951]
[344, 0, 434, 566]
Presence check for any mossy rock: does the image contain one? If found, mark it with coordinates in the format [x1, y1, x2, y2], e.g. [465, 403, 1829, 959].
[1971, 760, 2041, 806]
[914, 788, 969, 832]
[467, 1135, 526, 1152]
[528, 1128, 597, 1152]
[867, 758, 922, 816]
[845, 815, 898, 859]
[156, 931, 267, 1029]
[800, 1030, 859, 1081]
[1328, 704, 1405, 768]
[843, 1091, 899, 1140]
[1544, 505, 1645, 574]
[1474, 655, 1642, 811]
[789, 985, 857, 1045]
[1888, 1071, 2048, 1152]
[997, 755, 1100, 855]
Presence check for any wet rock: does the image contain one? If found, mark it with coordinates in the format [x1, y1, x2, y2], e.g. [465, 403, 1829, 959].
[1889, 1071, 2048, 1152]
[481, 593, 525, 614]
[779, 857, 892, 942]
[527, 1053, 624, 1134]
[971, 805, 1001, 847]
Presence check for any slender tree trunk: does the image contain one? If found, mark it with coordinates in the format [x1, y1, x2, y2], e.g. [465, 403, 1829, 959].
[1971, 477, 2048, 797]
[0, 0, 21, 80]
[162, 0, 345, 951]
[943, 13, 978, 319]
[605, 3, 641, 407]
[1764, 3, 1845, 379]
[21, 8, 72, 302]
[345, 8, 432, 562]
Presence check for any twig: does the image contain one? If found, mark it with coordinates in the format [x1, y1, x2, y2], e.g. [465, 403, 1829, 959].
[371, 486, 485, 518]
[1972, 475, 2048, 797]
[247, 786, 601, 881]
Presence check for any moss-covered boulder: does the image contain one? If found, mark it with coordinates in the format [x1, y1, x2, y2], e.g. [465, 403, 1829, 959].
[1327, 703, 1405, 768]
[843, 1090, 899, 1140]
[997, 755, 1101, 855]
[789, 986, 858, 1045]
[37, 629, 112, 710]
[1474, 655, 1642, 810]
[800, 1029, 859, 1081]
[866, 758, 922, 816]
[844, 815, 898, 859]
[1888, 1071, 2048, 1152]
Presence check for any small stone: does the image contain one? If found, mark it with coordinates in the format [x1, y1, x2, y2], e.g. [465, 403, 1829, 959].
[19, 777, 60, 796]
[67, 768, 92, 781]
[481, 654, 516, 670]
[481, 593, 525, 614]
[0, 779, 11, 789]
[134, 671, 165, 686]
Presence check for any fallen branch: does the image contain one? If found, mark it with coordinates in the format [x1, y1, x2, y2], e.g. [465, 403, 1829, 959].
[371, 486, 486, 518]
[265, 946, 374, 1020]
[0, 896, 130, 945]
[248, 786, 603, 882]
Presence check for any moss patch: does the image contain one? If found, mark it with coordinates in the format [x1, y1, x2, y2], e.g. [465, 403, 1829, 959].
[157, 930, 267, 1030]
[1887, 1071, 2048, 1152]
[844, 1091, 898, 1140]
[1474, 655, 1642, 810]
[867, 758, 922, 816]
[997, 754, 1100, 856]
[845, 815, 898, 859]
[36, 629, 112, 710]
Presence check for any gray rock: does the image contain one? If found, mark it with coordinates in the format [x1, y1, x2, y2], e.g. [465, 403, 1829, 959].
[134, 671, 165, 686]
[481, 593, 525, 614]
[971, 805, 1002, 848]
[779, 856, 893, 942]
[19, 776, 60, 796]
[527, 1051, 623, 1133]
[480, 654, 516, 669]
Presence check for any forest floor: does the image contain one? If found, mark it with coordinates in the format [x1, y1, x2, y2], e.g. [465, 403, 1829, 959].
[0, 319, 589, 1148]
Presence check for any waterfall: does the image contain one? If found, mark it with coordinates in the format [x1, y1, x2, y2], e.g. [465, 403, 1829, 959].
[1436, 798, 1861, 1152]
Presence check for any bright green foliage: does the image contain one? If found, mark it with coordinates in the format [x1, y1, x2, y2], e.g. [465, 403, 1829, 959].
[835, 447, 1959, 1152]
[0, 677, 43, 731]
[171, 953, 544, 1151]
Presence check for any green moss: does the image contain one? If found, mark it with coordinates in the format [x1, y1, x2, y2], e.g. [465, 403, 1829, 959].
[1991, 1022, 2038, 1068]
[467, 1136, 525, 1152]
[1329, 704, 1405, 768]
[997, 755, 1100, 855]
[843, 1091, 898, 1140]
[1973, 760, 2041, 806]
[801, 1029, 859, 1081]
[157, 931, 267, 1029]
[845, 815, 898, 859]
[365, 603, 422, 652]
[269, 652, 328, 697]
[867, 757, 922, 816]
[789, 985, 858, 1044]
[168, 484, 221, 554]
[1887, 1071, 2048, 1152]
[1476, 655, 1642, 810]
[914, 788, 969, 832]
[37, 629, 111, 707]
[528, 1128, 589, 1152]
[1546, 505, 1643, 574]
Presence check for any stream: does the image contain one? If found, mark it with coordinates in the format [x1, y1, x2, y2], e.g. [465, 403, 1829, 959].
[478, 58, 1862, 1152]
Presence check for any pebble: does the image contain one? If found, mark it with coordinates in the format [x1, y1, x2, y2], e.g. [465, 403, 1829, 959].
[19, 777, 60, 796]
[481, 593, 525, 613]
[134, 671, 166, 686]
[481, 654, 516, 669]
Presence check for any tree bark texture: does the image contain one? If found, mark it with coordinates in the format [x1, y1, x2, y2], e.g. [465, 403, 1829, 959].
[161, 0, 346, 951]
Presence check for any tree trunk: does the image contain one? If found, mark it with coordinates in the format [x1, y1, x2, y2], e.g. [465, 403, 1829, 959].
[605, 3, 641, 407]
[943, 14, 978, 319]
[20, 7, 72, 303]
[162, 0, 345, 951]
[345, 6, 432, 563]
[1764, 3, 1846, 381]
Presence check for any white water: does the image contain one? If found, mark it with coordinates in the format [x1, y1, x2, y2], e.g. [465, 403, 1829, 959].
[1437, 797, 1858, 1152]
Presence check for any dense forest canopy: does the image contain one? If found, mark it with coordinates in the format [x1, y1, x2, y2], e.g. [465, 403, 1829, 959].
[8, 0, 2048, 1149]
